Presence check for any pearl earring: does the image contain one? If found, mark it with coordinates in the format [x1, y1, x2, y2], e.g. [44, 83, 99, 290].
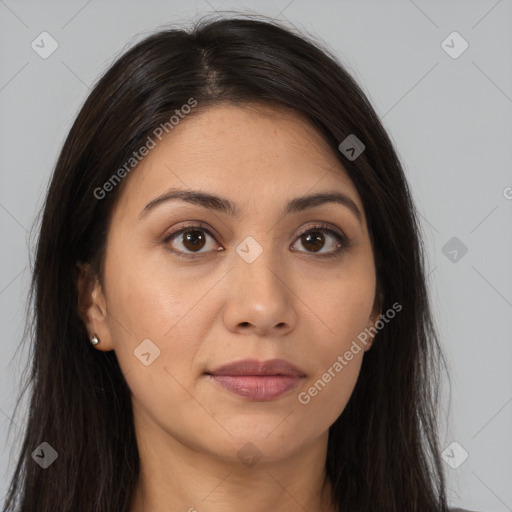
[90, 334, 100, 346]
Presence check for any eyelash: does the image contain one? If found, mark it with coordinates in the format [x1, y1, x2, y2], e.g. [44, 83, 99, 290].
[162, 222, 351, 261]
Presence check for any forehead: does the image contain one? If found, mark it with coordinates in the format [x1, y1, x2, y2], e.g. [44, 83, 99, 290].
[114, 102, 363, 217]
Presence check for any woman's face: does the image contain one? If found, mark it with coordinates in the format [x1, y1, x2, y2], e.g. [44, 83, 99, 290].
[85, 103, 379, 466]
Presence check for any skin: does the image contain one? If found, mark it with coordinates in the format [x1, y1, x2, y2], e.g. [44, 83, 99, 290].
[77, 102, 381, 512]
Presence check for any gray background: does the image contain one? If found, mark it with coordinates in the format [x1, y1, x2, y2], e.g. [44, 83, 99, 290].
[1, 1, 511, 510]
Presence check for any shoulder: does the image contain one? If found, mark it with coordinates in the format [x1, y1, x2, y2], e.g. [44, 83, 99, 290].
[450, 508, 480, 512]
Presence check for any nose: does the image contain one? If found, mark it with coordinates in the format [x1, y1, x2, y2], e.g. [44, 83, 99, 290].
[222, 240, 297, 337]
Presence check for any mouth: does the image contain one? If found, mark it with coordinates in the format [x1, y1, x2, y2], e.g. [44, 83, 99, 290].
[205, 358, 306, 401]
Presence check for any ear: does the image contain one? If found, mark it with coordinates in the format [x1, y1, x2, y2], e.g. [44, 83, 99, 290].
[74, 262, 114, 351]
[363, 290, 383, 352]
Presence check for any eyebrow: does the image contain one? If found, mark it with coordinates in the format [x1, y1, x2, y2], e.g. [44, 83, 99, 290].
[139, 187, 363, 224]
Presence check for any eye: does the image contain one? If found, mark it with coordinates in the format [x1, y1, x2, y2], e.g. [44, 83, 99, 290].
[291, 223, 350, 259]
[163, 222, 221, 259]
[162, 222, 351, 260]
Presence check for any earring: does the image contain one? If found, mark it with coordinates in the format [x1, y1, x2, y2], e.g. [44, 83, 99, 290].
[90, 334, 100, 346]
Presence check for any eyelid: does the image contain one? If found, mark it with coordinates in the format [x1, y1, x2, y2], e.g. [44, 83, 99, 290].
[161, 221, 221, 260]
[291, 222, 351, 260]
[162, 221, 219, 242]
[295, 222, 346, 241]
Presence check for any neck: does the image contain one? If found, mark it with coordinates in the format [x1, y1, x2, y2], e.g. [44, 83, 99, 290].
[129, 428, 336, 512]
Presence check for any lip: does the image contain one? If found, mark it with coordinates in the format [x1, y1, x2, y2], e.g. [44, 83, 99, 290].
[205, 358, 305, 401]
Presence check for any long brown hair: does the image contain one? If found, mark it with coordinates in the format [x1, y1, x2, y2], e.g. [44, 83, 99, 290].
[3, 13, 450, 512]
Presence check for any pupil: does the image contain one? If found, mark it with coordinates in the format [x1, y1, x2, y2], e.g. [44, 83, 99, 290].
[183, 230, 205, 251]
[304, 232, 323, 252]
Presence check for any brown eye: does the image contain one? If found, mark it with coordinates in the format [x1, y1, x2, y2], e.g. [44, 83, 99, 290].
[291, 224, 350, 259]
[163, 224, 220, 258]
[181, 229, 207, 252]
[163, 222, 350, 261]
[300, 231, 325, 253]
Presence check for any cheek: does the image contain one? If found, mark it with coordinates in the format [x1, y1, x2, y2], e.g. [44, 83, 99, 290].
[296, 294, 370, 429]
[102, 245, 210, 393]
[299, 361, 362, 441]
[104, 240, 192, 336]
[302, 261, 376, 353]
[294, 257, 375, 418]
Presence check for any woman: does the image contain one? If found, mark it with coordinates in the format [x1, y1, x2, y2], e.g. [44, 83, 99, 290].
[3, 14, 474, 512]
